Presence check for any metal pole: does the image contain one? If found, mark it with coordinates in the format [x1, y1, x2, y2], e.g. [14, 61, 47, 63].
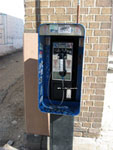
[50, 115, 74, 150]
[77, 0, 80, 24]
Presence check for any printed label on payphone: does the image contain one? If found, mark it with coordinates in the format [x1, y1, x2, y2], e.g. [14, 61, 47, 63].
[52, 42, 73, 81]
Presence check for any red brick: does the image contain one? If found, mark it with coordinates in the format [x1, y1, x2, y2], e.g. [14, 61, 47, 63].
[96, 0, 112, 7]
[101, 8, 112, 14]
[83, 15, 94, 22]
[85, 89, 95, 95]
[88, 37, 98, 43]
[82, 95, 89, 100]
[50, 15, 70, 21]
[82, 123, 91, 128]
[84, 0, 95, 7]
[98, 64, 107, 70]
[96, 77, 106, 83]
[50, 1, 71, 7]
[83, 83, 90, 88]
[81, 106, 89, 111]
[89, 128, 100, 133]
[86, 30, 93, 36]
[90, 95, 104, 101]
[85, 101, 93, 106]
[92, 112, 102, 117]
[25, 1, 37, 7]
[40, 15, 48, 21]
[96, 15, 111, 22]
[91, 83, 105, 88]
[74, 122, 82, 127]
[25, 8, 32, 16]
[88, 51, 98, 57]
[94, 30, 110, 36]
[100, 37, 110, 43]
[74, 132, 82, 137]
[86, 77, 95, 82]
[95, 89, 105, 95]
[87, 64, 97, 70]
[94, 101, 104, 107]
[55, 8, 65, 14]
[85, 44, 92, 50]
[80, 8, 88, 14]
[40, 8, 54, 14]
[101, 23, 111, 29]
[84, 57, 92, 63]
[90, 8, 100, 14]
[88, 118, 102, 122]
[74, 127, 88, 132]
[83, 132, 99, 138]
[83, 112, 92, 117]
[24, 23, 32, 29]
[92, 71, 107, 77]
[89, 23, 99, 29]
[93, 44, 109, 50]
[83, 70, 90, 76]
[93, 57, 108, 63]
[40, 1, 49, 7]
[66, 8, 76, 14]
[79, 117, 88, 122]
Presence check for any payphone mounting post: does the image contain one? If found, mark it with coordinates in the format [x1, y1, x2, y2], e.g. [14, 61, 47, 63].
[38, 23, 85, 116]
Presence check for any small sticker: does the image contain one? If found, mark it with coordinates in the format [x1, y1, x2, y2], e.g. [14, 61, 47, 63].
[43, 25, 48, 34]
[75, 27, 81, 35]
[40, 43, 43, 50]
[66, 89, 71, 99]
[53, 57, 59, 72]
[50, 25, 58, 33]
[66, 55, 72, 73]
[58, 25, 72, 34]
[66, 43, 73, 48]
[39, 54, 42, 59]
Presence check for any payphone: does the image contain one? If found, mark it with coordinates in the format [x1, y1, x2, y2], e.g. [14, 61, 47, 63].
[38, 24, 85, 116]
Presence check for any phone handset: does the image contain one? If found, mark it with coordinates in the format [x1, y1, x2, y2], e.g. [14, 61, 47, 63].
[58, 50, 66, 77]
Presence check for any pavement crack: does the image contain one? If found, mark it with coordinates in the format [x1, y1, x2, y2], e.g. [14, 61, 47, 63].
[0, 89, 8, 104]
[0, 75, 23, 104]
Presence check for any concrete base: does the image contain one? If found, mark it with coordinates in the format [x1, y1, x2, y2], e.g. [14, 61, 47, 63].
[50, 115, 74, 150]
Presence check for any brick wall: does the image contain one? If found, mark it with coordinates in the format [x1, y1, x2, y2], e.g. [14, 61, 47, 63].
[24, 0, 112, 138]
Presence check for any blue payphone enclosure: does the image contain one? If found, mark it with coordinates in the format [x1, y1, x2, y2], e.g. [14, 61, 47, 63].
[38, 24, 85, 116]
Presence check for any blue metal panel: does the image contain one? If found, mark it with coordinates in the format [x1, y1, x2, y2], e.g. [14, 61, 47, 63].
[38, 23, 85, 116]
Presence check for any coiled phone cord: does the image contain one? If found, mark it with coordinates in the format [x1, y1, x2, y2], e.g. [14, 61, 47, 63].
[41, 72, 65, 109]
[48, 72, 65, 106]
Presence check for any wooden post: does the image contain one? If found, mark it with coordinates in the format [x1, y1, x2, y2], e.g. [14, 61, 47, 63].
[24, 33, 50, 136]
